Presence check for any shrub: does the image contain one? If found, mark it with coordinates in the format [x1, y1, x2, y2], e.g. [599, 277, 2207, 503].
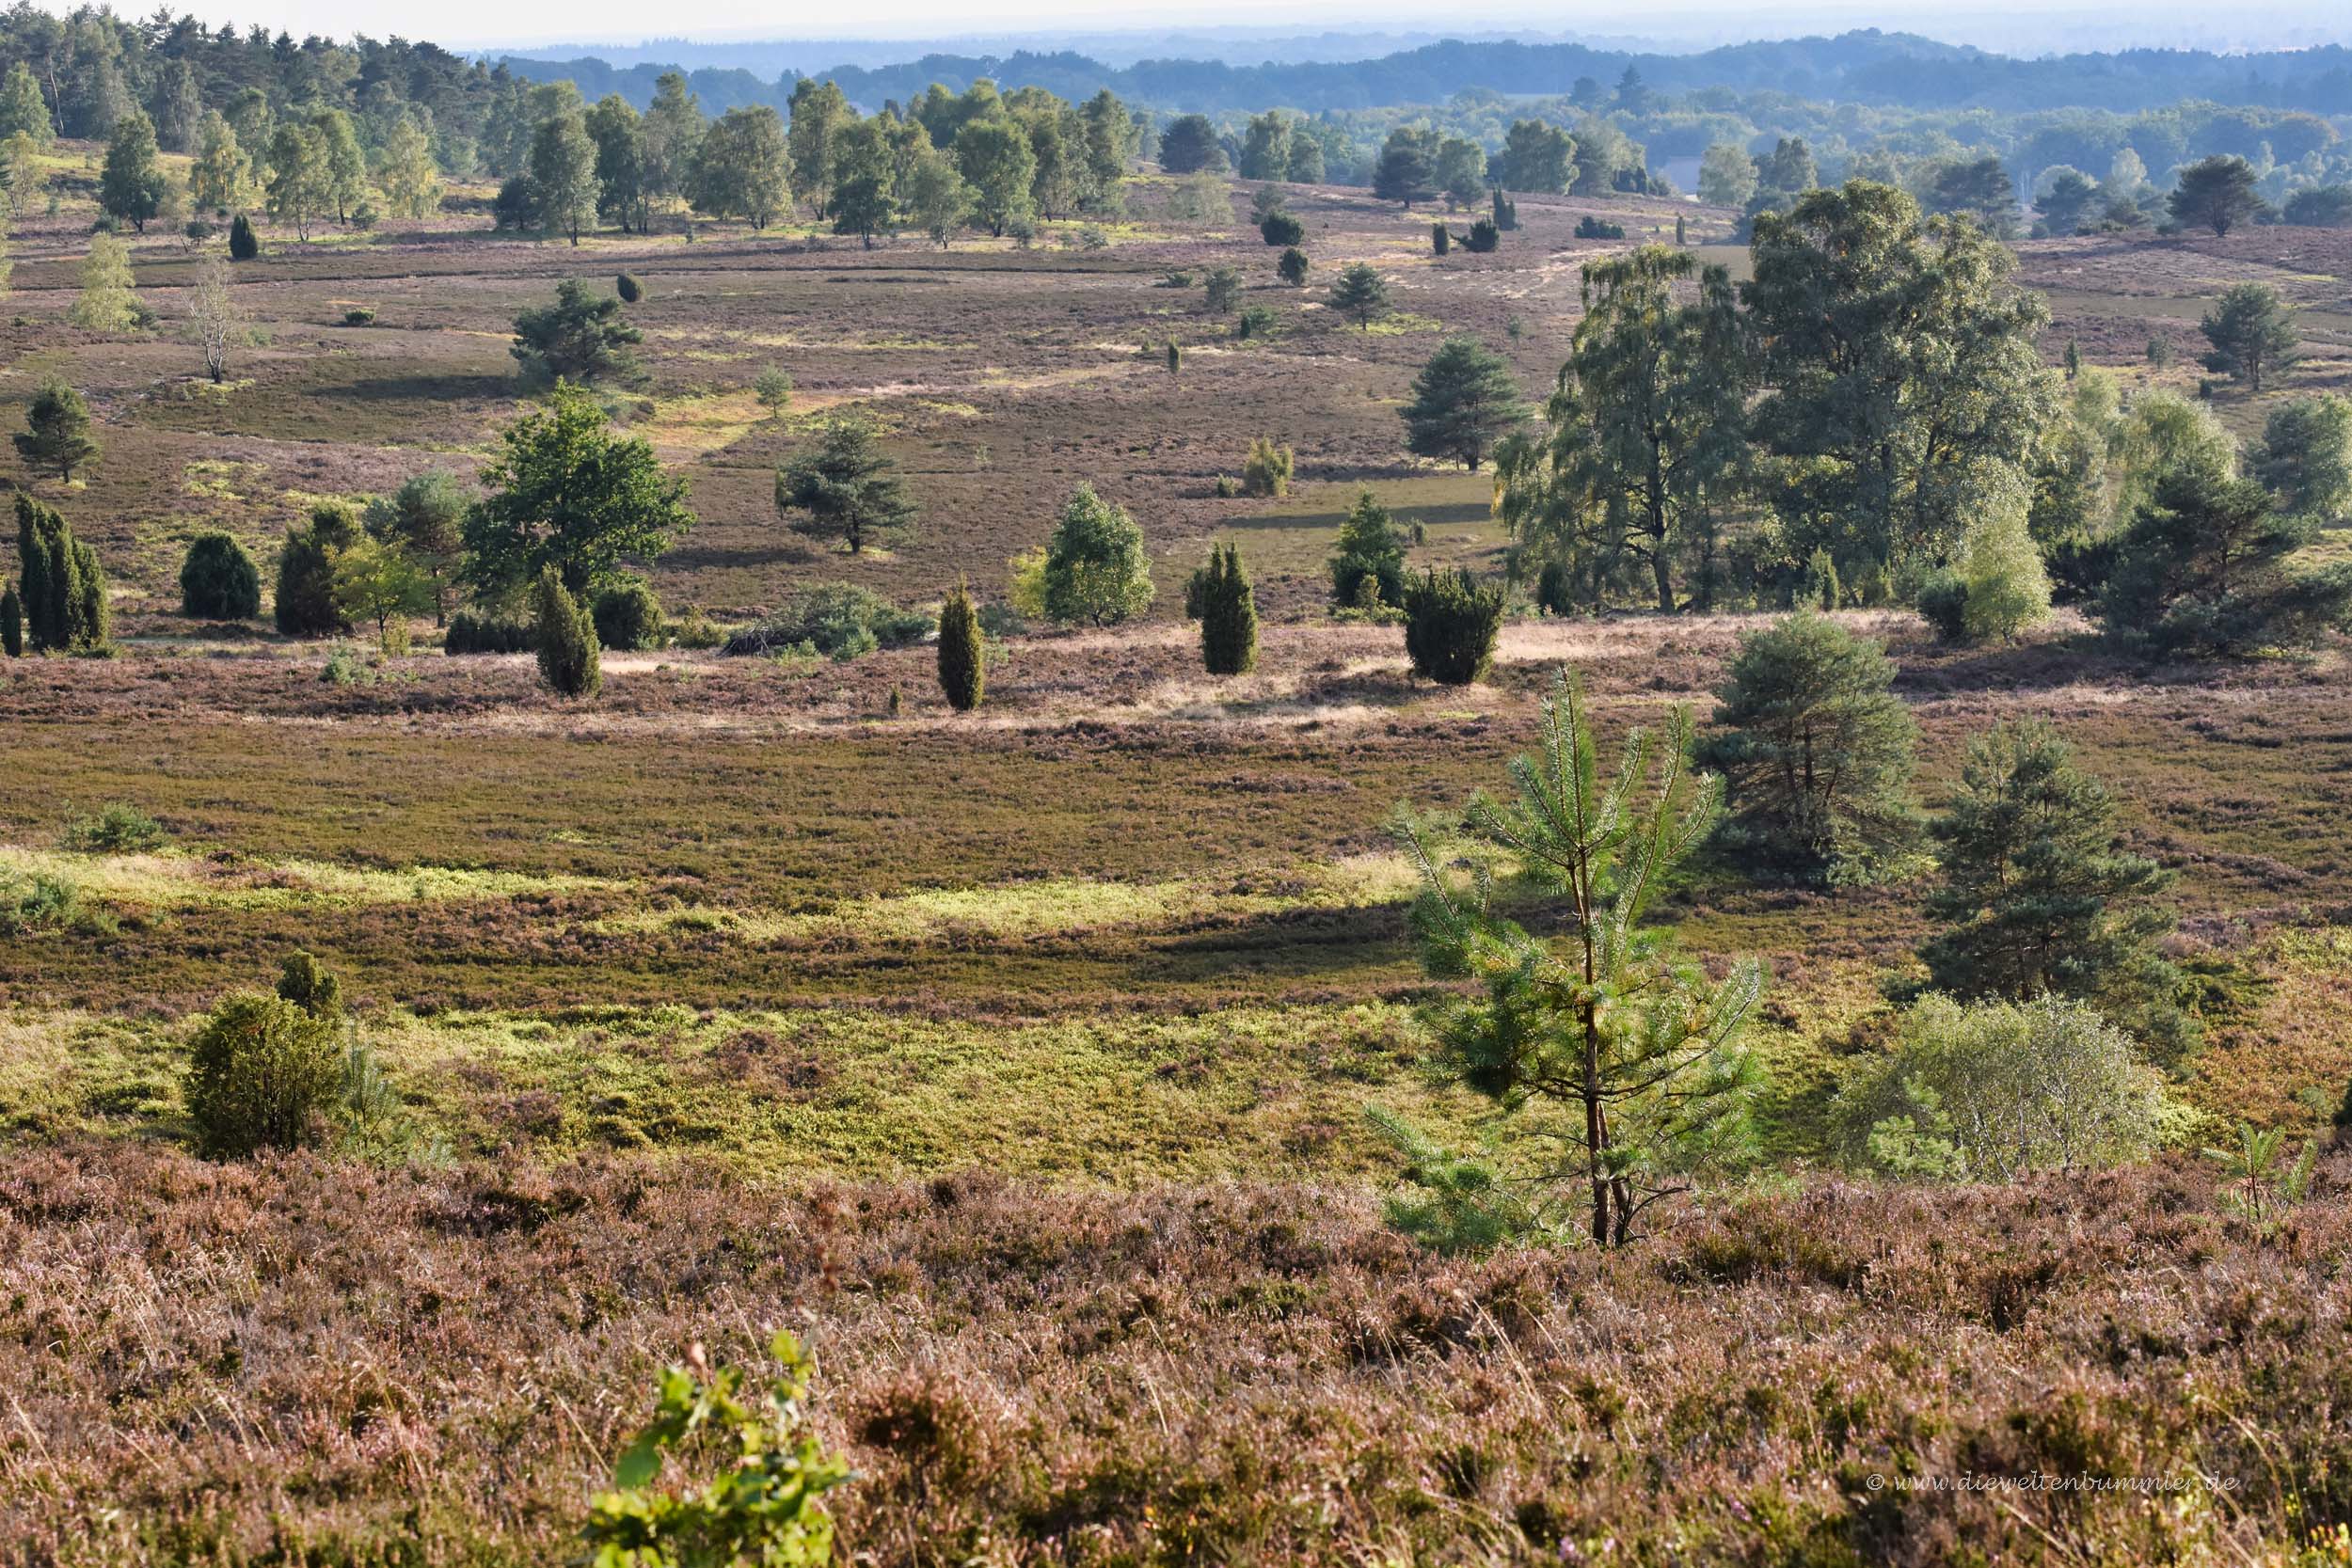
[443, 609, 534, 654]
[183, 993, 342, 1158]
[2101, 467, 2352, 657]
[1259, 211, 1303, 246]
[1835, 994, 2181, 1180]
[63, 801, 164, 852]
[1401, 568, 1503, 685]
[342, 307, 374, 325]
[274, 504, 356, 639]
[179, 531, 262, 620]
[1213, 474, 1240, 498]
[615, 272, 643, 303]
[1698, 614, 1921, 883]
[276, 949, 343, 1018]
[580, 1330, 849, 1568]
[1197, 543, 1258, 675]
[1534, 559, 1572, 615]
[591, 576, 664, 650]
[1800, 547, 1840, 611]
[1277, 247, 1309, 287]
[724, 583, 931, 660]
[532, 567, 600, 697]
[1915, 570, 1970, 641]
[510, 278, 646, 389]
[1241, 437, 1294, 498]
[228, 212, 257, 260]
[1202, 266, 1241, 313]
[754, 366, 793, 413]
[1329, 490, 1407, 610]
[1431, 222, 1450, 256]
[1462, 217, 1500, 252]
[670, 606, 728, 650]
[937, 578, 984, 712]
[1235, 305, 1276, 341]
[1576, 215, 1626, 239]
[0, 867, 101, 936]
[0, 585, 17, 657]
[14, 379, 102, 480]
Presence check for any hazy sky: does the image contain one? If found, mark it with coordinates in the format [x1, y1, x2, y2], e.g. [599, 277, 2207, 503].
[76, 0, 2352, 54]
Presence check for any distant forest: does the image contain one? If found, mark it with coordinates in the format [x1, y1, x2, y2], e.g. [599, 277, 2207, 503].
[500, 31, 2352, 119]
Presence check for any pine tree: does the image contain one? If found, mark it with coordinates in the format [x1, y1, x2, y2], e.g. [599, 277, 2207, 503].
[774, 416, 916, 556]
[1198, 544, 1258, 675]
[98, 109, 165, 231]
[1698, 614, 1921, 882]
[1329, 489, 1407, 609]
[1916, 720, 2195, 1060]
[2102, 467, 2352, 657]
[2200, 283, 2298, 394]
[1400, 337, 1530, 471]
[13, 380, 101, 480]
[532, 565, 600, 696]
[937, 577, 984, 711]
[1328, 262, 1390, 329]
[274, 506, 352, 638]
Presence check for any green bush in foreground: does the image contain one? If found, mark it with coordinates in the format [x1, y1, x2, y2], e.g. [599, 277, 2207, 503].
[1400, 567, 1502, 685]
[183, 993, 342, 1158]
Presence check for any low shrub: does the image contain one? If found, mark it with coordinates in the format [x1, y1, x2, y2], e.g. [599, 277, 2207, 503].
[1259, 212, 1304, 246]
[62, 801, 165, 853]
[724, 584, 932, 661]
[616, 273, 643, 303]
[591, 577, 664, 650]
[1402, 568, 1503, 685]
[0, 867, 104, 937]
[1916, 570, 1970, 641]
[1576, 215, 1626, 239]
[180, 531, 262, 620]
[342, 308, 375, 326]
[183, 993, 342, 1158]
[444, 610, 534, 655]
[1241, 437, 1294, 498]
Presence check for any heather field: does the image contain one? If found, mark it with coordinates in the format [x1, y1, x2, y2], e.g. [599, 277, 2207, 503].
[4, 124, 2352, 1568]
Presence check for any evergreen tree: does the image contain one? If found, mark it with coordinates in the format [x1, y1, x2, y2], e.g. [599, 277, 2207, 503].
[13, 494, 107, 651]
[13, 381, 101, 480]
[0, 63, 50, 146]
[1041, 483, 1154, 626]
[98, 109, 165, 231]
[1383, 669, 1764, 1246]
[1494, 246, 1745, 613]
[1399, 337, 1529, 471]
[1699, 613, 1920, 882]
[2100, 467, 2352, 657]
[1401, 567, 1503, 685]
[2200, 283, 2298, 394]
[1198, 543, 1258, 675]
[1327, 262, 1389, 329]
[1915, 721, 2191, 1060]
[1372, 126, 1436, 207]
[68, 233, 138, 332]
[1277, 247, 1309, 286]
[180, 531, 262, 619]
[1156, 115, 1224, 175]
[532, 565, 600, 697]
[774, 416, 916, 556]
[936, 577, 984, 711]
[1329, 490, 1408, 609]
[1494, 119, 1573, 194]
[510, 278, 645, 388]
[1430, 221, 1450, 256]
[2168, 155, 2262, 237]
[0, 584, 18, 657]
[364, 471, 469, 624]
[274, 504, 355, 637]
[228, 212, 258, 261]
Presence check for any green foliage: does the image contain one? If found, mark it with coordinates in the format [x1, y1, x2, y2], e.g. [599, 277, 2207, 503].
[274, 505, 353, 639]
[1276, 246, 1308, 287]
[1201, 265, 1240, 313]
[364, 472, 469, 626]
[70, 232, 140, 332]
[1495, 246, 1744, 613]
[1574, 214, 1625, 239]
[99, 110, 166, 231]
[444, 610, 534, 655]
[2199, 282, 2297, 394]
[1235, 305, 1276, 340]
[724, 584, 931, 661]
[936, 578, 984, 712]
[1388, 669, 1764, 1245]
[1328, 490, 1407, 610]
[2101, 466, 2352, 657]
[592, 576, 665, 650]
[332, 539, 433, 651]
[1800, 548, 1841, 610]
[467, 383, 695, 596]
[1040, 484, 1154, 627]
[581, 1330, 850, 1568]
[1401, 567, 1502, 685]
[1430, 220, 1449, 256]
[1258, 211, 1302, 245]
[775, 417, 916, 557]
[2202, 1122, 2319, 1235]
[1915, 569, 1970, 641]
[1955, 492, 2052, 642]
[753, 367, 793, 414]
[1836, 994, 2180, 1181]
[0, 585, 18, 657]
[0, 866, 101, 938]
[1699, 614, 1920, 883]
[512, 278, 646, 388]
[532, 567, 601, 698]
[1745, 181, 2052, 578]
[2251, 395, 2352, 524]
[616, 273, 644, 303]
[276, 949, 344, 1019]
[1327, 262, 1388, 328]
[2167, 154, 2262, 236]
[1399, 336, 1529, 471]
[1534, 559, 1571, 616]
[63, 800, 164, 853]
[228, 212, 257, 260]
[1462, 217, 1500, 252]
[15, 494, 108, 652]
[1240, 436, 1293, 498]
[1915, 719, 2196, 1062]
[183, 992, 342, 1158]
[14, 379, 102, 480]
[1496, 119, 1574, 195]
[1366, 1109, 1547, 1253]
[1196, 543, 1258, 676]
[181, 531, 262, 620]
